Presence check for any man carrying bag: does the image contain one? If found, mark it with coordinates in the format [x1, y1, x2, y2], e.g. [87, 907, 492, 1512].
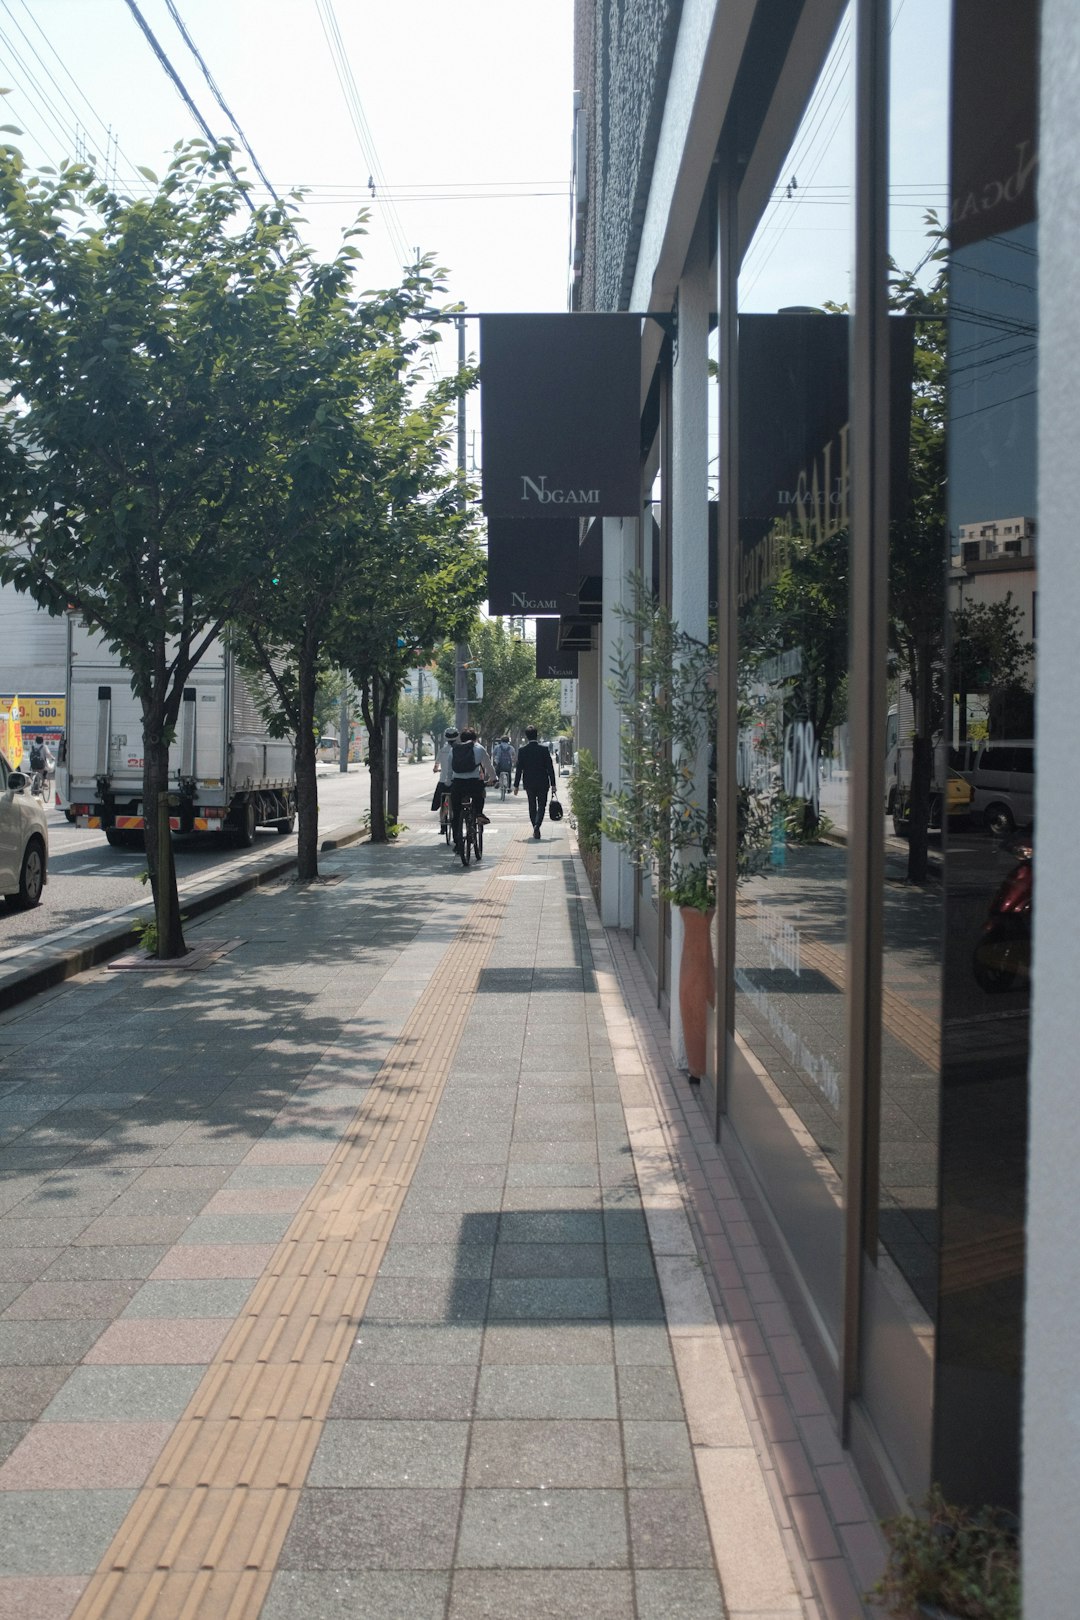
[514, 725, 557, 840]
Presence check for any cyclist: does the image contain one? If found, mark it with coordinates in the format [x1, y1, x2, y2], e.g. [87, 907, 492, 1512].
[432, 727, 459, 837]
[449, 727, 496, 853]
[492, 735, 515, 798]
[28, 734, 53, 798]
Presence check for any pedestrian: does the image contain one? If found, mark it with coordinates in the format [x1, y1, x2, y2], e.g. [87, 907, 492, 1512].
[514, 724, 557, 839]
[449, 727, 496, 852]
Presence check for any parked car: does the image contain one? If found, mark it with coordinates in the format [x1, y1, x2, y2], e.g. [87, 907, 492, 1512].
[0, 750, 48, 908]
[968, 739, 1035, 837]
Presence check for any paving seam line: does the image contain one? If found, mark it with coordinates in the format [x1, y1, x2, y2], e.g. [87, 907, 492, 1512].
[66, 837, 526, 1620]
[569, 845, 810, 1620]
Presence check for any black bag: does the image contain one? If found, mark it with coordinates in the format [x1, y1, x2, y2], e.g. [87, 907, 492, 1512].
[548, 795, 564, 821]
[431, 784, 446, 812]
[451, 741, 478, 774]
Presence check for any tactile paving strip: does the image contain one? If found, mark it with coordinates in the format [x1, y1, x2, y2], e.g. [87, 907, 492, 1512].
[69, 842, 526, 1620]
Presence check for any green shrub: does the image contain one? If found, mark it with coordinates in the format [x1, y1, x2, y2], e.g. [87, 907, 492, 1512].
[871, 1487, 1020, 1620]
[569, 749, 602, 857]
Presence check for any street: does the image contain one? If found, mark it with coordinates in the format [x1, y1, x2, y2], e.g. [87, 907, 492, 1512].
[0, 760, 445, 952]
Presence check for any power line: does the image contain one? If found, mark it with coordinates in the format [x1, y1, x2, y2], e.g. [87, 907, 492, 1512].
[163, 0, 279, 204]
[122, 0, 255, 210]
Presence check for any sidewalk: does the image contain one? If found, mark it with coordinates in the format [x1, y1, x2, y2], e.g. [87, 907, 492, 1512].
[0, 802, 883, 1620]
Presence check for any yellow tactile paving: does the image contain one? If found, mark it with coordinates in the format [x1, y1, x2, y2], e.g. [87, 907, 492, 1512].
[736, 897, 940, 1070]
[70, 841, 525, 1620]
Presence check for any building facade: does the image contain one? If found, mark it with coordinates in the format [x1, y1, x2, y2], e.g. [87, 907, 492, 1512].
[566, 1, 1077, 1608]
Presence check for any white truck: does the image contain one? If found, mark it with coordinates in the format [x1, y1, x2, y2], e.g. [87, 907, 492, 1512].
[64, 617, 296, 847]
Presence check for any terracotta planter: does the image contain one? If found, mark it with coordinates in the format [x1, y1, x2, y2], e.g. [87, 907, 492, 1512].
[678, 905, 716, 1082]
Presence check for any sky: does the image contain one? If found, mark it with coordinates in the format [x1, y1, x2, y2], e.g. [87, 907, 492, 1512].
[0, 0, 576, 429]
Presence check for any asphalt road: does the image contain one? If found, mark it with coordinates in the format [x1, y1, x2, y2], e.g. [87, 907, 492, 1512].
[0, 762, 442, 951]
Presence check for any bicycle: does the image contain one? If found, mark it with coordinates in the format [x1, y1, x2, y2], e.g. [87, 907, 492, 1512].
[457, 797, 483, 867]
[498, 768, 511, 802]
[30, 767, 52, 804]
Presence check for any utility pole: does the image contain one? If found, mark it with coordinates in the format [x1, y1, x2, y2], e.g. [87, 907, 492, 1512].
[338, 670, 349, 773]
[454, 315, 470, 731]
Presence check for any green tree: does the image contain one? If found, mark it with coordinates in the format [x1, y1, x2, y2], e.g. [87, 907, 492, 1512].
[435, 618, 563, 744]
[950, 595, 1033, 741]
[0, 140, 299, 955]
[398, 691, 445, 759]
[229, 253, 469, 876]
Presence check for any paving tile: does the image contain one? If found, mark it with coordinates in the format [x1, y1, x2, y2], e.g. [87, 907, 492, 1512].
[634, 1568, 726, 1620]
[492, 1243, 606, 1279]
[0, 1575, 89, 1620]
[262, 1570, 450, 1620]
[496, 1212, 605, 1248]
[1, 1281, 139, 1320]
[622, 1420, 696, 1488]
[466, 1419, 623, 1489]
[362, 1277, 490, 1323]
[0, 1425, 28, 1467]
[488, 1277, 608, 1320]
[224, 1164, 323, 1189]
[0, 1250, 59, 1283]
[0, 1320, 106, 1366]
[456, 1487, 628, 1568]
[389, 1211, 500, 1247]
[121, 1278, 254, 1318]
[504, 1162, 601, 1188]
[605, 1244, 657, 1279]
[148, 1242, 277, 1280]
[40, 1363, 204, 1423]
[612, 1325, 675, 1367]
[0, 1419, 172, 1490]
[279, 1487, 460, 1570]
[0, 1218, 91, 1248]
[790, 1492, 842, 1560]
[481, 1324, 613, 1366]
[0, 1488, 137, 1575]
[627, 1489, 714, 1568]
[376, 1244, 494, 1280]
[0, 1368, 72, 1423]
[617, 1364, 685, 1420]
[449, 1570, 634, 1620]
[475, 1364, 617, 1420]
[330, 1364, 477, 1421]
[83, 1317, 229, 1364]
[40, 1246, 169, 1282]
[307, 1420, 469, 1489]
[177, 1212, 293, 1245]
[349, 1324, 484, 1366]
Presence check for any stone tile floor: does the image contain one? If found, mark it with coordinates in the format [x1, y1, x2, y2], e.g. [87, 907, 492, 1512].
[0, 804, 884, 1619]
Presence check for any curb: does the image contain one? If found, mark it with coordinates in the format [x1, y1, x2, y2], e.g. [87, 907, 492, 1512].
[0, 819, 369, 1015]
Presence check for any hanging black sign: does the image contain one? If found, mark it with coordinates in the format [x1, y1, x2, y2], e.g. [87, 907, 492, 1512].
[535, 617, 578, 679]
[950, 0, 1037, 250]
[480, 314, 641, 519]
[486, 517, 580, 617]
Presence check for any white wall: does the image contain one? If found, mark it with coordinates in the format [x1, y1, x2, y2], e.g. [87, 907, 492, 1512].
[1024, 4, 1080, 1612]
[600, 517, 637, 928]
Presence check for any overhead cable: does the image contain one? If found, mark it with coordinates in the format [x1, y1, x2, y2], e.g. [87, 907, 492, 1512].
[163, 0, 280, 204]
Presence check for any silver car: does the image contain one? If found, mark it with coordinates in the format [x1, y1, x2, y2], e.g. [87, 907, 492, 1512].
[1, 750, 48, 909]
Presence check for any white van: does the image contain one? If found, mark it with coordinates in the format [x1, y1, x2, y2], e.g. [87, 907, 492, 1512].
[969, 739, 1035, 836]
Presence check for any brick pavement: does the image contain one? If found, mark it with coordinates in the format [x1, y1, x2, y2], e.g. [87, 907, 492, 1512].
[0, 804, 882, 1620]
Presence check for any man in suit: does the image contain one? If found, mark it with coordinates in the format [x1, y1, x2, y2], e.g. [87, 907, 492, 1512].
[514, 725, 557, 839]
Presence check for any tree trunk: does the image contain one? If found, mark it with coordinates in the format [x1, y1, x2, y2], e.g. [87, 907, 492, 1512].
[367, 723, 387, 841]
[142, 722, 187, 959]
[295, 651, 320, 881]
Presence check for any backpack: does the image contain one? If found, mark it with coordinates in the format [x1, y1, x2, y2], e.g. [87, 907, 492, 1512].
[29, 741, 46, 770]
[494, 742, 512, 770]
[451, 740, 478, 774]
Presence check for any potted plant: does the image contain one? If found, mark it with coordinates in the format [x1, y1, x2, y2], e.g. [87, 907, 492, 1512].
[869, 1487, 1020, 1620]
[603, 575, 717, 1081]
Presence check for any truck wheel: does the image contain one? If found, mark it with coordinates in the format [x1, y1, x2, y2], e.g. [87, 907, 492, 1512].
[233, 800, 257, 848]
[273, 812, 296, 835]
[105, 828, 143, 849]
[984, 802, 1014, 838]
[5, 837, 45, 909]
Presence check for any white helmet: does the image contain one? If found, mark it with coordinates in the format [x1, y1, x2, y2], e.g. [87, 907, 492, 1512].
[444, 727, 459, 740]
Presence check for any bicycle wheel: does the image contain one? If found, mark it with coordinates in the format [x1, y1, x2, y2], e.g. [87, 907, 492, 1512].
[443, 797, 453, 846]
[499, 771, 508, 801]
[459, 807, 473, 867]
[474, 813, 484, 860]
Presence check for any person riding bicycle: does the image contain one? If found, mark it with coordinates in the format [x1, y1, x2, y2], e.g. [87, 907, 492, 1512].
[28, 734, 52, 795]
[449, 727, 496, 852]
[432, 727, 459, 835]
[492, 736, 515, 789]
